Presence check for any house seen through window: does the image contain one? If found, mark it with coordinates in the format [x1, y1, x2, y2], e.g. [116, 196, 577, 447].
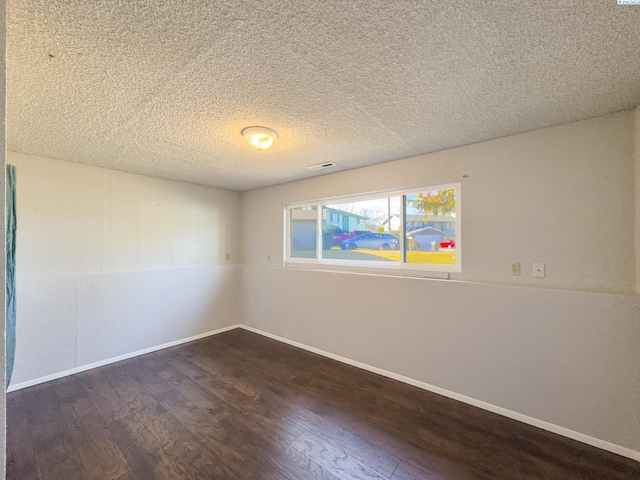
[286, 184, 460, 273]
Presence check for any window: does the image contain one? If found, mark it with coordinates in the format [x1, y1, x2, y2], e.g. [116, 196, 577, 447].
[285, 183, 461, 273]
[289, 205, 317, 258]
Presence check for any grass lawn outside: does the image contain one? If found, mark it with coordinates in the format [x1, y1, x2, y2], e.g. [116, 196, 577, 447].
[291, 248, 456, 265]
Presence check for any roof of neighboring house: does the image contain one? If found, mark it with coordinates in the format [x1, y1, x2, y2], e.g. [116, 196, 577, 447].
[324, 207, 368, 220]
[407, 226, 448, 237]
[406, 214, 456, 223]
[380, 214, 454, 227]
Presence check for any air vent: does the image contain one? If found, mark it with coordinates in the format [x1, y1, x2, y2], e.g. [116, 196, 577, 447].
[308, 161, 338, 171]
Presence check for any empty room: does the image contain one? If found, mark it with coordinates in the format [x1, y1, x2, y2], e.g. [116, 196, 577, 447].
[2, 1, 640, 479]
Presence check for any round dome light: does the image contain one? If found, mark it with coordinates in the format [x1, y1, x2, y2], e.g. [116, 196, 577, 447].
[241, 126, 278, 150]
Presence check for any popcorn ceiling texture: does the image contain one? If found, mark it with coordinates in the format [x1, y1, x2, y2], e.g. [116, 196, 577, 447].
[7, 0, 640, 191]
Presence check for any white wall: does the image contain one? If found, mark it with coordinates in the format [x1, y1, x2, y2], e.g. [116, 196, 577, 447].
[8, 152, 241, 386]
[240, 112, 640, 454]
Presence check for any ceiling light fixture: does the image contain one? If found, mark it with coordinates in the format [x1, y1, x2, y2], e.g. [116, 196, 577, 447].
[241, 126, 278, 150]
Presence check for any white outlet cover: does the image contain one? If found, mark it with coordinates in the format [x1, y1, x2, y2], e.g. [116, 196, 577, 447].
[533, 263, 545, 278]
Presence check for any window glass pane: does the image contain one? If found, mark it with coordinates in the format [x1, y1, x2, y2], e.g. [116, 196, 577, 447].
[405, 189, 457, 265]
[322, 197, 401, 262]
[289, 206, 317, 258]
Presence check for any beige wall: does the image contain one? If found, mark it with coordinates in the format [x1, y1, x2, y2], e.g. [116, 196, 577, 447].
[8, 152, 241, 386]
[243, 111, 636, 294]
[240, 112, 640, 453]
[636, 106, 640, 294]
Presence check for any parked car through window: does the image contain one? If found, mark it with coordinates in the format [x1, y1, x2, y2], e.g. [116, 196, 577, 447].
[340, 233, 397, 251]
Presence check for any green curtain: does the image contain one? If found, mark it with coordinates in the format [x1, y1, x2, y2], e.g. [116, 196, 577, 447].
[6, 165, 16, 389]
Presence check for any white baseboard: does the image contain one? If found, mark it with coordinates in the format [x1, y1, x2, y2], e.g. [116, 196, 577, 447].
[239, 325, 640, 463]
[6, 324, 242, 393]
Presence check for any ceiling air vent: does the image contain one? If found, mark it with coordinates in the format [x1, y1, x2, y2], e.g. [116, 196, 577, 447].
[308, 161, 338, 171]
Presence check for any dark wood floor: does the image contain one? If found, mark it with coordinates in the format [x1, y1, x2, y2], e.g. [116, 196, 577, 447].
[6, 329, 639, 479]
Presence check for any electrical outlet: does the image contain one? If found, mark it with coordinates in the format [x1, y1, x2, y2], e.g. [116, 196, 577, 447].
[225, 253, 230, 261]
[511, 262, 521, 276]
[267, 254, 271, 262]
[533, 263, 545, 278]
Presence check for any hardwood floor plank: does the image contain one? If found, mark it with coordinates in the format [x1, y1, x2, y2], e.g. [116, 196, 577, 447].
[147, 349, 307, 444]
[182, 331, 638, 479]
[209, 339, 468, 476]
[78, 369, 188, 480]
[210, 413, 341, 480]
[52, 375, 131, 480]
[391, 459, 472, 480]
[173, 342, 401, 478]
[6, 390, 40, 480]
[292, 430, 388, 480]
[180, 335, 343, 421]
[319, 406, 479, 480]
[76, 369, 132, 422]
[157, 346, 262, 401]
[22, 383, 88, 480]
[123, 358, 232, 427]
[119, 358, 296, 480]
[137, 352, 340, 480]
[284, 402, 401, 477]
[8, 329, 640, 480]
[107, 412, 188, 480]
[289, 367, 533, 479]
[207, 331, 640, 480]
[101, 362, 251, 479]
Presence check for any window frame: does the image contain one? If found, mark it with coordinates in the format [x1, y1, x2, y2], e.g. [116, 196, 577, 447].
[284, 183, 461, 275]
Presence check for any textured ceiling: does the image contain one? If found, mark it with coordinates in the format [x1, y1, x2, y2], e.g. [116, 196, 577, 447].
[7, 1, 640, 191]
